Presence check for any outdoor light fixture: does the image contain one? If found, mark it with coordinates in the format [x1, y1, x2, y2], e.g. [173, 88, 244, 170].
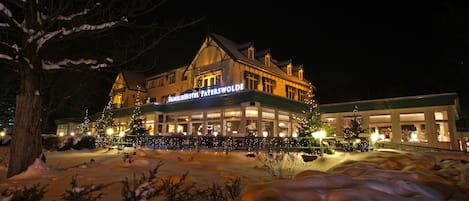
[106, 128, 114, 136]
[279, 132, 285, 138]
[312, 130, 326, 158]
[119, 131, 125, 137]
[59, 132, 64, 137]
[87, 131, 92, 135]
[262, 131, 268, 137]
[0, 131, 5, 137]
[370, 132, 380, 151]
[70, 132, 75, 136]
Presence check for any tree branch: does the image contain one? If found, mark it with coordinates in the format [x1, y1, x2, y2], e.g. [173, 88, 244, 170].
[0, 2, 25, 33]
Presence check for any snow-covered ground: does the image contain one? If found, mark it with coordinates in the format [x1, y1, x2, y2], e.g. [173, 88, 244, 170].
[0, 147, 468, 201]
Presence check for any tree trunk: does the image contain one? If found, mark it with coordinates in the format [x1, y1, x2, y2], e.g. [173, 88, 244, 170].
[7, 67, 43, 178]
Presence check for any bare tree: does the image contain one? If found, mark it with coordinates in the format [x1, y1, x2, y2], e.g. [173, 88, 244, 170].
[0, 0, 201, 178]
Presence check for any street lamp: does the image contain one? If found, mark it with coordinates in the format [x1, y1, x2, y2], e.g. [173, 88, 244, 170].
[0, 131, 5, 137]
[312, 130, 326, 158]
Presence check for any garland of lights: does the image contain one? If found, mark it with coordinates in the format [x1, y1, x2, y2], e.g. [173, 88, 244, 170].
[95, 97, 116, 137]
[77, 109, 91, 135]
[128, 85, 146, 137]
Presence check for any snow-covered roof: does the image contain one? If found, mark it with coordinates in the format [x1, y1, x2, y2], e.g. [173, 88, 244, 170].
[209, 33, 311, 86]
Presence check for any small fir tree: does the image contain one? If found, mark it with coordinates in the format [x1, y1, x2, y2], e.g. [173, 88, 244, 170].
[295, 83, 334, 155]
[343, 105, 366, 141]
[77, 109, 91, 135]
[95, 97, 116, 136]
[297, 83, 323, 137]
[128, 85, 147, 136]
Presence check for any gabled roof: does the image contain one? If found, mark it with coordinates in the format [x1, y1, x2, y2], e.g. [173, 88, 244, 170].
[209, 33, 311, 86]
[320, 93, 460, 116]
[121, 71, 147, 91]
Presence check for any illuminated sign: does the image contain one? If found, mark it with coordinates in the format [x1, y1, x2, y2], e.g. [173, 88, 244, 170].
[168, 83, 244, 103]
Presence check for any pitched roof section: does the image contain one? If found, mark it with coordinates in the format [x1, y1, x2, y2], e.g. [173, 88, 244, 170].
[121, 71, 146, 91]
[209, 33, 310, 86]
[320, 93, 460, 115]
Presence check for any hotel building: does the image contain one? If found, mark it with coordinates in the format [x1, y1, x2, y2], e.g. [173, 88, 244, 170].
[55, 33, 468, 151]
[94, 33, 310, 138]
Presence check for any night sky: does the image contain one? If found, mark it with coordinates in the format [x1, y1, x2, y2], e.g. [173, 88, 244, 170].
[154, 0, 466, 117]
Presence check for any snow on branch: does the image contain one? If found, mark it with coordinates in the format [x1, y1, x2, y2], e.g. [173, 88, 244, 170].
[36, 20, 121, 52]
[57, 9, 90, 21]
[42, 58, 112, 70]
[0, 3, 12, 17]
[0, 54, 13, 60]
[0, 3, 24, 33]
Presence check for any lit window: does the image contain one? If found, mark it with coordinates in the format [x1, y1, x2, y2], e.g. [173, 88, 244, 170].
[435, 111, 450, 142]
[286, 85, 296, 100]
[244, 71, 259, 90]
[298, 90, 307, 102]
[195, 71, 222, 89]
[400, 113, 427, 143]
[262, 77, 275, 94]
[248, 47, 254, 60]
[265, 54, 271, 67]
[168, 73, 176, 84]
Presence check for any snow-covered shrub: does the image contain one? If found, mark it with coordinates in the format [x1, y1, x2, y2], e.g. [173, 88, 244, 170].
[121, 161, 164, 201]
[58, 137, 76, 151]
[42, 135, 60, 151]
[1, 183, 47, 201]
[62, 175, 112, 201]
[73, 136, 97, 150]
[256, 151, 299, 179]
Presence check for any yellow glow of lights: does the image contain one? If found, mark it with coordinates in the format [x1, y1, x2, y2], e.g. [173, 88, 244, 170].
[262, 131, 268, 137]
[312, 130, 326, 139]
[0, 131, 5, 137]
[370, 132, 379, 143]
[279, 132, 285, 138]
[87, 131, 92, 135]
[119, 131, 125, 137]
[106, 128, 114, 136]
[59, 132, 64, 137]
[70, 132, 75, 136]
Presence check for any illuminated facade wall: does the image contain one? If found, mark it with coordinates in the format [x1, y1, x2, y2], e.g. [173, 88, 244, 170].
[320, 93, 462, 151]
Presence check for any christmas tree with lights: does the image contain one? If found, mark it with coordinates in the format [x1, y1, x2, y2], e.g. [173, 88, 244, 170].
[95, 97, 116, 136]
[297, 83, 323, 137]
[77, 109, 91, 135]
[343, 105, 366, 141]
[128, 85, 147, 136]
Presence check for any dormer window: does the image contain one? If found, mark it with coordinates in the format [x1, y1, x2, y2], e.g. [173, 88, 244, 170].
[265, 53, 271, 67]
[299, 69, 304, 80]
[248, 47, 254, 60]
[287, 64, 292, 75]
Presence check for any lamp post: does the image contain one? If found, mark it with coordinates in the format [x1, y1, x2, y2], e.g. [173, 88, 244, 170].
[312, 130, 326, 158]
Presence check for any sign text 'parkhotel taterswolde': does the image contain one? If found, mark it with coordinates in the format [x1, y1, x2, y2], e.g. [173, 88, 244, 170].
[167, 83, 244, 103]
